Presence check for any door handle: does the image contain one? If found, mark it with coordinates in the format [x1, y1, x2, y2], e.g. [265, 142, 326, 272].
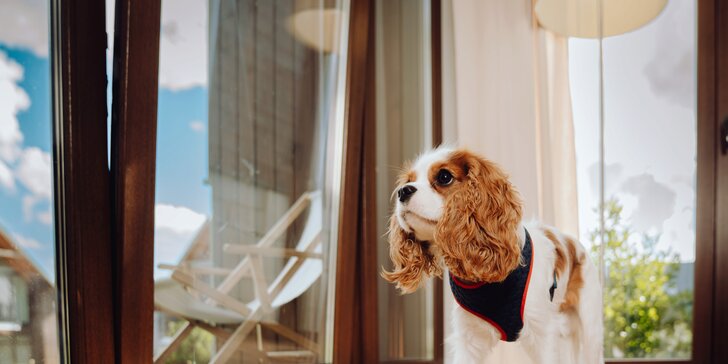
[723, 117, 728, 155]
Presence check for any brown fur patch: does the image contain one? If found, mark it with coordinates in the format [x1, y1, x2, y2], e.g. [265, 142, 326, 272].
[543, 228, 567, 278]
[560, 237, 585, 312]
[434, 150, 523, 283]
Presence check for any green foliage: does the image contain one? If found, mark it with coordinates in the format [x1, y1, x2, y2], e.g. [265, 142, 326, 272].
[591, 199, 692, 359]
[164, 320, 214, 364]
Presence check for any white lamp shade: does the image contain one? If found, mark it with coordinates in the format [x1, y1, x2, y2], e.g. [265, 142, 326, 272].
[287, 8, 343, 53]
[534, 0, 667, 38]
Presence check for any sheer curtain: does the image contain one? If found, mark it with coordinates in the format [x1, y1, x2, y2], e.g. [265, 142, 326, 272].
[441, 0, 578, 362]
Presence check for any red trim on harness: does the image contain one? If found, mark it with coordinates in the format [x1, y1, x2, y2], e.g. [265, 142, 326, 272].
[453, 296, 508, 341]
[451, 275, 487, 289]
[520, 238, 534, 319]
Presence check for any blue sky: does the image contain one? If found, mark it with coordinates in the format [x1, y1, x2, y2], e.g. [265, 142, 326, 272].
[0, 45, 54, 280]
[156, 88, 210, 215]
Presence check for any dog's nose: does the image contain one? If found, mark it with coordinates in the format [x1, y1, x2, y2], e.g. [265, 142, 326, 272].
[398, 185, 417, 203]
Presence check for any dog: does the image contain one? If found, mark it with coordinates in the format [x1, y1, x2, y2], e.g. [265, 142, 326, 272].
[382, 147, 603, 363]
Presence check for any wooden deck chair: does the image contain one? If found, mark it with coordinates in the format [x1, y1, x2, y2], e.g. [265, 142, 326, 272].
[154, 191, 323, 363]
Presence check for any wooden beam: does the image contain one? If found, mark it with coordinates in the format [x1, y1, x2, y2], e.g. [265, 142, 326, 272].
[430, 1, 444, 362]
[694, 0, 717, 363]
[711, 0, 728, 361]
[50, 0, 115, 361]
[109, 0, 162, 361]
[333, 0, 378, 363]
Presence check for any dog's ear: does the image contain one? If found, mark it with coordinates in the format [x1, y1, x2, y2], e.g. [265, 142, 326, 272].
[435, 151, 523, 283]
[382, 213, 442, 294]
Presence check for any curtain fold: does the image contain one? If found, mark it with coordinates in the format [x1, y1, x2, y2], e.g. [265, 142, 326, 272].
[442, 0, 578, 362]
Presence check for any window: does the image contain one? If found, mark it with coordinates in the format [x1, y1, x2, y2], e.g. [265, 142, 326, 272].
[151, 0, 350, 362]
[570, 0, 697, 359]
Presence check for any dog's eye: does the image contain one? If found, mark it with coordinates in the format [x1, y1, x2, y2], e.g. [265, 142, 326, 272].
[436, 169, 453, 186]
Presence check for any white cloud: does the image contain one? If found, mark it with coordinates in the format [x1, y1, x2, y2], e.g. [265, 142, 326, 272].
[189, 120, 205, 132]
[159, 0, 208, 90]
[0, 51, 29, 163]
[620, 173, 677, 232]
[155, 203, 207, 234]
[643, 0, 695, 110]
[154, 203, 208, 278]
[0, 160, 13, 190]
[37, 210, 52, 225]
[0, 0, 49, 57]
[16, 147, 52, 199]
[21, 195, 37, 221]
[15, 147, 52, 223]
[155, 228, 196, 279]
[13, 233, 41, 249]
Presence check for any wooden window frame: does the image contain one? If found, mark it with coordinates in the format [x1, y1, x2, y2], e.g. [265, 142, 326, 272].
[332, 0, 377, 362]
[108, 0, 162, 362]
[51, 0, 115, 362]
[51, 0, 161, 362]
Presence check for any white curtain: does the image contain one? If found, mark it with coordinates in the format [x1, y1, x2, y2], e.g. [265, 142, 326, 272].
[441, 0, 578, 362]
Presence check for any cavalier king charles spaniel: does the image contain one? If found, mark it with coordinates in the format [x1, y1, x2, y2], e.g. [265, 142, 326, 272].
[383, 147, 604, 364]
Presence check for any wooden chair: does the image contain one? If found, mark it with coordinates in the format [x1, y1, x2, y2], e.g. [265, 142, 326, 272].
[154, 191, 323, 363]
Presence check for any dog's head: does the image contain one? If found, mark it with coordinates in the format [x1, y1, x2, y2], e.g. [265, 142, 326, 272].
[382, 148, 523, 293]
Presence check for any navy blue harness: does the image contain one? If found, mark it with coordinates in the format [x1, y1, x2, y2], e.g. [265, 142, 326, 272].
[449, 229, 535, 342]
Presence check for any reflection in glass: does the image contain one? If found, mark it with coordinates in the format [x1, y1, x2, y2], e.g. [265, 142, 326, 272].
[152, 0, 349, 362]
[0, 1, 59, 363]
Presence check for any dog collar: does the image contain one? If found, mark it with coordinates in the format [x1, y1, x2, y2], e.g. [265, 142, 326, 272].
[449, 228, 534, 342]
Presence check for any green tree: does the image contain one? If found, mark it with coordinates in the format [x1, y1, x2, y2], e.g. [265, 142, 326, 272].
[164, 320, 214, 364]
[591, 199, 692, 358]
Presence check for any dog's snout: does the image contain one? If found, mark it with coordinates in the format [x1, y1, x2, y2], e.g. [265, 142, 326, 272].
[398, 185, 417, 203]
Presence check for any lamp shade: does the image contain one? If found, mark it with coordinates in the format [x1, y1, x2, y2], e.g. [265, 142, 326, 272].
[534, 0, 667, 38]
[287, 8, 343, 53]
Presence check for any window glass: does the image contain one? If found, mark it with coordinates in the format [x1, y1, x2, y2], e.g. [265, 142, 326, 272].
[0, 1, 60, 363]
[151, 0, 349, 362]
[571, 0, 696, 358]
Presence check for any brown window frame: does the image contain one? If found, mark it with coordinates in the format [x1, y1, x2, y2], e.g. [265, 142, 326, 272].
[51, 0, 161, 362]
[108, 0, 162, 362]
[51, 0, 115, 362]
